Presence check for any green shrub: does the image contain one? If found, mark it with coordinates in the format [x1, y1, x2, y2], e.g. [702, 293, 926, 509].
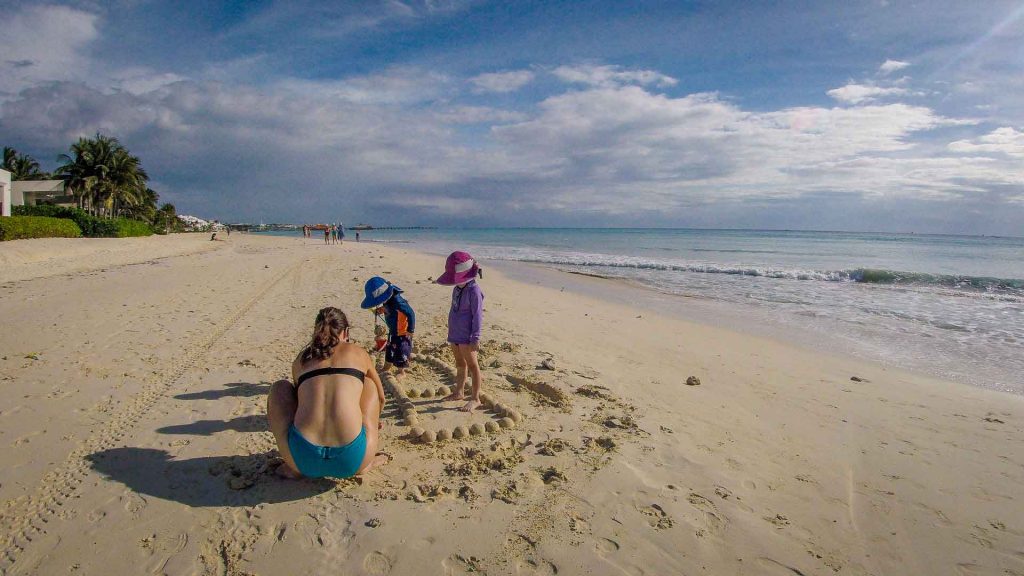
[112, 218, 153, 238]
[12, 204, 78, 218]
[11, 205, 153, 237]
[0, 216, 83, 241]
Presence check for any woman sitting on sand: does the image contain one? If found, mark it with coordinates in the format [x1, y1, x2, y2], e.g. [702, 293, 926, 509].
[267, 307, 388, 478]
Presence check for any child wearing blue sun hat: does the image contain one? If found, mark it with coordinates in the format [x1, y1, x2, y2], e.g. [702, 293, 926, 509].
[361, 276, 416, 378]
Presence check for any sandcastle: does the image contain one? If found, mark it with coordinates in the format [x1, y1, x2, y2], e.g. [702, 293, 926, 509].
[382, 354, 526, 444]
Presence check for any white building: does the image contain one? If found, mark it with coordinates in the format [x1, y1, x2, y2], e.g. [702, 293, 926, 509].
[0, 169, 10, 217]
[11, 180, 76, 208]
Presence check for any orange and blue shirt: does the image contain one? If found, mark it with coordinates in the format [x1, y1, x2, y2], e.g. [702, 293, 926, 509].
[382, 293, 415, 341]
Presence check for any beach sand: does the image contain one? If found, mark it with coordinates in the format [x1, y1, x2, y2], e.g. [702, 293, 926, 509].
[0, 233, 1021, 575]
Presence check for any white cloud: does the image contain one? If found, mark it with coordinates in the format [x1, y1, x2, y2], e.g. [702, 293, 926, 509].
[1, 15, 1020, 231]
[879, 59, 910, 74]
[469, 70, 535, 93]
[948, 127, 1024, 158]
[827, 83, 909, 105]
[219, 1, 476, 42]
[551, 64, 677, 88]
[0, 6, 99, 97]
[5, 74, 1012, 222]
[280, 67, 452, 105]
[433, 105, 527, 124]
[111, 70, 189, 95]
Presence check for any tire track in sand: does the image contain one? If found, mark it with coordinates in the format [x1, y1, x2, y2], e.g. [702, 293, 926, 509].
[0, 259, 304, 575]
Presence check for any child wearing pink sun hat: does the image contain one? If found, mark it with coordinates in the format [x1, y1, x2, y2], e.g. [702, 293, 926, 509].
[436, 251, 485, 412]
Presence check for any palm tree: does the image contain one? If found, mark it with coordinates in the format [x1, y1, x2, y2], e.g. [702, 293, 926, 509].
[56, 136, 108, 212]
[153, 202, 180, 233]
[121, 187, 160, 222]
[100, 147, 149, 216]
[2, 146, 48, 180]
[56, 134, 149, 216]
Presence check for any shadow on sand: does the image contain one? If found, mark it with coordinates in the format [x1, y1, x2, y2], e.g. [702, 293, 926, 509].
[155, 415, 266, 436]
[175, 381, 272, 401]
[86, 448, 333, 507]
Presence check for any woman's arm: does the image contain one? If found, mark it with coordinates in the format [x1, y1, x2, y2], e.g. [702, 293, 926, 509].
[291, 354, 303, 386]
[364, 351, 386, 416]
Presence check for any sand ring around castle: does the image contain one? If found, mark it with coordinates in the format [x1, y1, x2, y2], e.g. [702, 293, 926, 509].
[381, 356, 525, 444]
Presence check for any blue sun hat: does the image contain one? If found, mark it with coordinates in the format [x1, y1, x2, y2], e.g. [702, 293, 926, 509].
[361, 276, 403, 309]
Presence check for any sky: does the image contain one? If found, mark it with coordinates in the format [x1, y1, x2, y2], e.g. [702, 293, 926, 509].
[1, 0, 1023, 234]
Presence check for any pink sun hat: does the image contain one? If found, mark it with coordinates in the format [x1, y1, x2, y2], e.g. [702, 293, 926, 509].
[436, 251, 479, 285]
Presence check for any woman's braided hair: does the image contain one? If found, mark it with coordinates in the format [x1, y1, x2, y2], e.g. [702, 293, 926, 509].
[302, 307, 349, 361]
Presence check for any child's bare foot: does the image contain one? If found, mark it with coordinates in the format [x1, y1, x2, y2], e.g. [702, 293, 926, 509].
[443, 386, 465, 401]
[459, 399, 482, 412]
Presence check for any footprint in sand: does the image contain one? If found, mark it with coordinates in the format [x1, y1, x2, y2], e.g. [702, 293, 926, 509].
[46, 387, 75, 400]
[11, 430, 44, 446]
[638, 503, 674, 529]
[963, 524, 997, 549]
[441, 554, 484, 575]
[569, 515, 590, 534]
[515, 558, 559, 575]
[142, 532, 189, 573]
[687, 493, 728, 536]
[595, 537, 620, 554]
[913, 502, 953, 527]
[714, 485, 754, 513]
[363, 551, 392, 575]
[764, 513, 790, 528]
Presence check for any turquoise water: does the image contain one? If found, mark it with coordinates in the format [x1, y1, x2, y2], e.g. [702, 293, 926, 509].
[264, 228, 1024, 392]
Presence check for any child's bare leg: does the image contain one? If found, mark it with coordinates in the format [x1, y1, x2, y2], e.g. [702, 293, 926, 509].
[459, 344, 482, 412]
[385, 359, 405, 380]
[444, 343, 466, 401]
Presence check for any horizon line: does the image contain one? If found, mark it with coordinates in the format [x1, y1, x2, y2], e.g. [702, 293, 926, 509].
[236, 224, 1024, 241]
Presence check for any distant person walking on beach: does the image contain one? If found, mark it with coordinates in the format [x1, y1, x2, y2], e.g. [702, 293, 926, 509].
[267, 307, 388, 479]
[361, 277, 415, 379]
[323, 227, 330, 244]
[339, 223, 345, 245]
[436, 251, 485, 411]
[356, 231, 360, 242]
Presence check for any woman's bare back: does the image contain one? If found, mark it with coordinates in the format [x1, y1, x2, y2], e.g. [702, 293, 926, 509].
[291, 342, 376, 446]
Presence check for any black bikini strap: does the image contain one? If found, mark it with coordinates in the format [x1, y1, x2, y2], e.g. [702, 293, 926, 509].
[296, 367, 366, 387]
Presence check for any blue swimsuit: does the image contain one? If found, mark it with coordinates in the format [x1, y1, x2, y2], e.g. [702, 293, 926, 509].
[288, 367, 368, 478]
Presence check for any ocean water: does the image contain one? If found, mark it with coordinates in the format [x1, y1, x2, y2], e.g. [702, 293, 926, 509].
[274, 228, 1024, 393]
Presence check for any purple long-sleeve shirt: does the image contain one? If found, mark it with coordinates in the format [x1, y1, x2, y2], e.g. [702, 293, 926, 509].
[447, 280, 483, 344]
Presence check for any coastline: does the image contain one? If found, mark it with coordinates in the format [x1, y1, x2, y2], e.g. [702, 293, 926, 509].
[370, 226, 1024, 391]
[437, 255, 1024, 395]
[1, 233, 1021, 575]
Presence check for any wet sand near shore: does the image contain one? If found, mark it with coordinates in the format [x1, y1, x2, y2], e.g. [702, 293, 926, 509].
[0, 233, 1022, 575]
